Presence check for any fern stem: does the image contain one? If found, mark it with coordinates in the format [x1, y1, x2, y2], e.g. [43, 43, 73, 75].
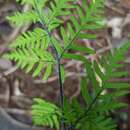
[44, 22, 66, 130]
[34, 1, 65, 130]
[57, 58, 66, 130]
[60, 27, 82, 59]
[48, 36, 65, 130]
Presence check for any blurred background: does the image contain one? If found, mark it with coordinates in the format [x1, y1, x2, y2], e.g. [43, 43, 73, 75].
[0, 0, 130, 130]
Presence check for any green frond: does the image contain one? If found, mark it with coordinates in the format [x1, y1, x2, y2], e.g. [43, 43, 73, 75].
[84, 42, 130, 114]
[51, 0, 74, 16]
[100, 91, 130, 99]
[5, 0, 130, 129]
[16, 0, 35, 5]
[49, 0, 75, 18]
[97, 101, 127, 113]
[47, 0, 75, 31]
[4, 48, 55, 80]
[63, 52, 99, 93]
[59, 0, 105, 56]
[30, 0, 75, 31]
[63, 97, 83, 123]
[81, 77, 92, 105]
[10, 28, 49, 49]
[7, 11, 39, 26]
[96, 42, 130, 88]
[16, 0, 47, 8]
[32, 98, 61, 130]
[63, 42, 130, 127]
[63, 98, 76, 123]
[69, 44, 95, 54]
[82, 115, 116, 130]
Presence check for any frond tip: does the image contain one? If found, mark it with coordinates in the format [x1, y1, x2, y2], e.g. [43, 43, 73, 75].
[32, 98, 61, 130]
[6, 11, 39, 26]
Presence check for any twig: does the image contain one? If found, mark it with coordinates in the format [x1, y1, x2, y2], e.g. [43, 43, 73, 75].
[105, 1, 125, 15]
[106, 36, 114, 55]
[4, 108, 30, 115]
[0, 66, 18, 79]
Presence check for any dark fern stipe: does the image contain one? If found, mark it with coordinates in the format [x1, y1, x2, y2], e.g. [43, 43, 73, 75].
[4, 0, 130, 130]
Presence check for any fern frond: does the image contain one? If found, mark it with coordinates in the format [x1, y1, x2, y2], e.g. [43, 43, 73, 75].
[16, 0, 47, 8]
[95, 42, 130, 90]
[63, 42, 130, 127]
[48, 0, 74, 18]
[59, 0, 105, 57]
[7, 11, 39, 26]
[63, 97, 83, 124]
[30, 0, 75, 31]
[16, 0, 35, 5]
[63, 52, 99, 93]
[32, 98, 61, 130]
[10, 28, 49, 49]
[5, 0, 130, 130]
[82, 115, 116, 130]
[48, 0, 75, 30]
[4, 48, 55, 80]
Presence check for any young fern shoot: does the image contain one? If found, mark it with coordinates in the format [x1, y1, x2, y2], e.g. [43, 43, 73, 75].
[5, 0, 130, 130]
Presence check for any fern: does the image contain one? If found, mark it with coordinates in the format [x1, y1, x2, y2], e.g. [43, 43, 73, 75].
[59, 0, 105, 57]
[47, 0, 75, 30]
[4, 48, 55, 79]
[62, 42, 130, 130]
[82, 114, 116, 130]
[32, 98, 61, 130]
[7, 11, 39, 26]
[10, 28, 48, 48]
[92, 42, 130, 112]
[16, 0, 47, 7]
[5, 0, 130, 130]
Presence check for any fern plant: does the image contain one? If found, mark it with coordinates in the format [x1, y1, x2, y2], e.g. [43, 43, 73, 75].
[5, 0, 130, 130]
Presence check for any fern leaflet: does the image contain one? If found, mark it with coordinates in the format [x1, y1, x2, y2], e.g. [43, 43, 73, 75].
[32, 98, 61, 130]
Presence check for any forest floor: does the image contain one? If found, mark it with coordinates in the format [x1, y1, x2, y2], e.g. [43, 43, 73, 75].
[0, 0, 130, 130]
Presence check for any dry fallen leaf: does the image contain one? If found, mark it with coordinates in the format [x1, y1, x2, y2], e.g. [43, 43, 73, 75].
[120, 0, 130, 9]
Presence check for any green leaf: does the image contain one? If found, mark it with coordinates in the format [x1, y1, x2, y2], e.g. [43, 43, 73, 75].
[60, 26, 68, 44]
[81, 77, 92, 105]
[42, 64, 53, 81]
[52, 115, 60, 130]
[108, 71, 128, 78]
[63, 53, 99, 94]
[53, 38, 63, 55]
[32, 98, 61, 130]
[94, 61, 105, 80]
[10, 28, 48, 49]
[70, 44, 95, 54]
[7, 11, 39, 26]
[78, 33, 97, 39]
[104, 82, 130, 89]
[71, 98, 83, 115]
[83, 24, 104, 30]
[33, 63, 44, 77]
[63, 97, 76, 122]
